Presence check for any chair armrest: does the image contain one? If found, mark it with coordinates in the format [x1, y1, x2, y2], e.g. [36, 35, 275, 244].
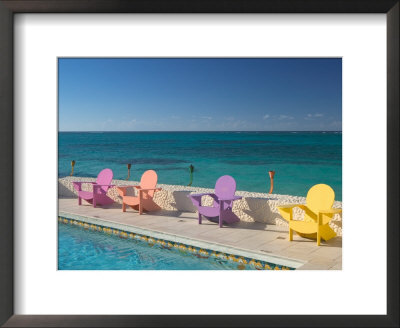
[218, 195, 242, 201]
[72, 181, 96, 186]
[277, 204, 307, 210]
[317, 208, 342, 225]
[139, 188, 162, 192]
[318, 208, 342, 215]
[188, 193, 213, 198]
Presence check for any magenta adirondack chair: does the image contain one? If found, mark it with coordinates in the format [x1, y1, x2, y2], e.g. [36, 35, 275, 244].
[189, 175, 242, 227]
[72, 168, 115, 207]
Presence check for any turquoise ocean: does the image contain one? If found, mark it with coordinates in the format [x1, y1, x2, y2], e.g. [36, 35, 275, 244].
[58, 131, 342, 200]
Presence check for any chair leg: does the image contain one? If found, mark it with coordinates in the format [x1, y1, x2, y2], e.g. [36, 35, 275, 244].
[78, 197, 81, 205]
[219, 202, 224, 228]
[317, 230, 321, 246]
[289, 228, 293, 241]
[317, 214, 322, 246]
[138, 191, 143, 215]
[122, 203, 126, 212]
[198, 213, 202, 224]
[93, 196, 96, 208]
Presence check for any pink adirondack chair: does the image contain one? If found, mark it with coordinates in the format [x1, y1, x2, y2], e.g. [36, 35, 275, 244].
[189, 175, 242, 228]
[72, 168, 115, 207]
[116, 170, 162, 214]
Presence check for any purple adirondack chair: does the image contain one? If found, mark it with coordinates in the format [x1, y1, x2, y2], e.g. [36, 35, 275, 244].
[189, 175, 242, 227]
[72, 168, 115, 207]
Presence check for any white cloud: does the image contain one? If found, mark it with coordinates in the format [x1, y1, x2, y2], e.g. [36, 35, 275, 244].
[263, 114, 270, 120]
[278, 114, 294, 120]
[306, 113, 324, 119]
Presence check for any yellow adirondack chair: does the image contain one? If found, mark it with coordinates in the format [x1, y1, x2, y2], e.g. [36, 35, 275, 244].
[277, 184, 342, 246]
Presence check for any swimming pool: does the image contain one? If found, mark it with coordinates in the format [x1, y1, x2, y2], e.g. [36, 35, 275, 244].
[58, 218, 294, 270]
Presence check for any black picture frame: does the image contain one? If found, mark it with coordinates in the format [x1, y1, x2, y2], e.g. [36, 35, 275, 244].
[0, 1, 398, 327]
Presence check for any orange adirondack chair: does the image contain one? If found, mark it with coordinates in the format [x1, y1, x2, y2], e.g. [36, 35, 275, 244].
[116, 170, 162, 214]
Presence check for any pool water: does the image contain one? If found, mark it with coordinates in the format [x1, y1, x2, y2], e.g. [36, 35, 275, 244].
[58, 222, 287, 270]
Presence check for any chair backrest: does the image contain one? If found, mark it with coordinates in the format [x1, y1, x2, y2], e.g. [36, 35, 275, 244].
[96, 168, 113, 193]
[214, 175, 237, 201]
[306, 184, 335, 214]
[140, 170, 158, 198]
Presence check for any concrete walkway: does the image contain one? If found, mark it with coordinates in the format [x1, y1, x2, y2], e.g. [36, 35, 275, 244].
[59, 198, 342, 270]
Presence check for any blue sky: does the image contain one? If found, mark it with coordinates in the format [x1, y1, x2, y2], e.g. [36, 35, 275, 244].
[58, 58, 341, 131]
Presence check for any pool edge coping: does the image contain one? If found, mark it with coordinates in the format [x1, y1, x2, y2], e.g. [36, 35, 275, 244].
[59, 210, 306, 269]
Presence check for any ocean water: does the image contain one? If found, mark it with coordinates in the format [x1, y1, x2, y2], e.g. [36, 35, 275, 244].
[58, 131, 342, 200]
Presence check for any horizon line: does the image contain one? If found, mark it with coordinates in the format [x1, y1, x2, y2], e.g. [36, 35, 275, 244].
[58, 130, 342, 133]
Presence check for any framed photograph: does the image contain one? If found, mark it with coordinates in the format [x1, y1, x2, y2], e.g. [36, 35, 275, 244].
[57, 57, 342, 269]
[0, 0, 398, 327]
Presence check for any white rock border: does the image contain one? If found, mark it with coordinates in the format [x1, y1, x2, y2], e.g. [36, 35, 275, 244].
[58, 176, 342, 236]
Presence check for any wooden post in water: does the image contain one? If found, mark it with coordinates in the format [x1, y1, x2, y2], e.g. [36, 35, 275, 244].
[188, 164, 194, 186]
[70, 160, 75, 176]
[268, 170, 275, 194]
[126, 163, 131, 180]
